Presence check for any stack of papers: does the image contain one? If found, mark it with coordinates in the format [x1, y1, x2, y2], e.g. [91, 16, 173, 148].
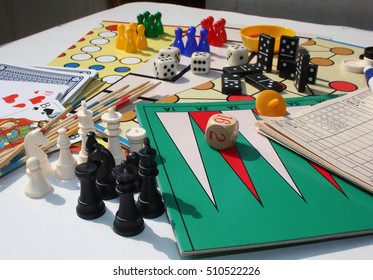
[256, 87, 373, 193]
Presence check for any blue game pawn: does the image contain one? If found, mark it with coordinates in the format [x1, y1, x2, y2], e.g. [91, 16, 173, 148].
[184, 26, 197, 57]
[197, 28, 210, 53]
[173, 27, 185, 54]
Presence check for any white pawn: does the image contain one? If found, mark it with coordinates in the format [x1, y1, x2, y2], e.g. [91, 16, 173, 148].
[77, 101, 94, 164]
[101, 107, 124, 165]
[126, 127, 146, 153]
[24, 157, 52, 198]
[55, 128, 77, 180]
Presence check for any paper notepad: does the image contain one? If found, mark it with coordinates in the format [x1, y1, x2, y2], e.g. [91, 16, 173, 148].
[256, 87, 373, 193]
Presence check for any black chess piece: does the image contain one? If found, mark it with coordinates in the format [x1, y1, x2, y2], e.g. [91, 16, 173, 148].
[127, 151, 141, 193]
[136, 137, 165, 218]
[75, 161, 106, 220]
[90, 143, 118, 200]
[86, 131, 101, 167]
[112, 160, 145, 237]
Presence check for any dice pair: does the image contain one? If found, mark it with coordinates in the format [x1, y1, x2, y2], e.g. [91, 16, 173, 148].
[153, 46, 180, 80]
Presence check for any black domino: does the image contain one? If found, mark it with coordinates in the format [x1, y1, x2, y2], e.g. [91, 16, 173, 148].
[221, 73, 242, 95]
[278, 59, 296, 80]
[257, 33, 275, 73]
[245, 74, 283, 92]
[277, 35, 299, 70]
[294, 48, 310, 92]
[223, 64, 262, 77]
[307, 64, 318, 84]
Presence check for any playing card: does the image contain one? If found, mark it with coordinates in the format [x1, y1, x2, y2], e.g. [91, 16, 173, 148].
[0, 80, 68, 115]
[0, 63, 92, 105]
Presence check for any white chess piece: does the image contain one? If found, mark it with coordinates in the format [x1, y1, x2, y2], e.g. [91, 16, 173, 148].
[24, 157, 52, 198]
[101, 108, 124, 165]
[24, 128, 52, 178]
[126, 127, 146, 153]
[77, 101, 94, 164]
[55, 128, 77, 180]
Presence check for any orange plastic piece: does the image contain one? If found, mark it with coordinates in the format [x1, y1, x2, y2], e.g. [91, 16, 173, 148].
[255, 89, 287, 117]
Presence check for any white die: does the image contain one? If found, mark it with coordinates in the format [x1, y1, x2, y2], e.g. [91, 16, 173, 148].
[153, 55, 177, 80]
[226, 45, 249, 66]
[159, 46, 181, 64]
[191, 52, 211, 74]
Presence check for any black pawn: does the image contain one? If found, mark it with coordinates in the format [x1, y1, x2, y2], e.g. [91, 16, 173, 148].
[112, 160, 145, 237]
[91, 143, 118, 200]
[75, 162, 106, 220]
[136, 137, 165, 218]
[127, 152, 141, 193]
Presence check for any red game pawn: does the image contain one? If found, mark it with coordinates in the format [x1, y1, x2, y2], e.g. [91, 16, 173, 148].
[210, 21, 224, 47]
[218, 18, 227, 43]
[205, 16, 215, 44]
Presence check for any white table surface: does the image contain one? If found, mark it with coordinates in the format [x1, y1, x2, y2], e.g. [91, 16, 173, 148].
[0, 2, 372, 260]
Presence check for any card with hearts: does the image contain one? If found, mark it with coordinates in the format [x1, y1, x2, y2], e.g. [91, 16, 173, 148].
[0, 80, 68, 116]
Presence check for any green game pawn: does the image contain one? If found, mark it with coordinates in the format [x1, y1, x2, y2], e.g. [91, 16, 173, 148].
[137, 13, 144, 26]
[155, 12, 164, 35]
[146, 14, 158, 38]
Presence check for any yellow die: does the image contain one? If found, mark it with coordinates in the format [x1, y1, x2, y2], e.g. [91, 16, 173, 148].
[205, 113, 239, 150]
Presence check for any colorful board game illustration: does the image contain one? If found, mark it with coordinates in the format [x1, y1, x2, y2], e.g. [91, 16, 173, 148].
[136, 98, 373, 256]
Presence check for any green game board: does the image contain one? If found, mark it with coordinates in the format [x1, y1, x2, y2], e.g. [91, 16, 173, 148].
[136, 97, 373, 256]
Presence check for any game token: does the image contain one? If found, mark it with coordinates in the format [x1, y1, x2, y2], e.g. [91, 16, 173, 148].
[255, 89, 286, 117]
[341, 58, 366, 73]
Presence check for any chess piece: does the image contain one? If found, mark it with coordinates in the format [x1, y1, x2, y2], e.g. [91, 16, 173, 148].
[24, 128, 52, 178]
[55, 128, 77, 180]
[127, 152, 141, 192]
[112, 160, 145, 237]
[90, 143, 118, 200]
[85, 131, 101, 167]
[77, 101, 94, 164]
[101, 108, 124, 166]
[136, 137, 165, 218]
[24, 157, 52, 198]
[126, 127, 146, 153]
[205, 113, 239, 150]
[75, 161, 106, 220]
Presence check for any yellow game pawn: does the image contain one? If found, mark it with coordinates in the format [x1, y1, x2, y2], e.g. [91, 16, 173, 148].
[124, 27, 137, 53]
[255, 90, 287, 117]
[116, 24, 126, 50]
[129, 22, 138, 42]
[136, 24, 148, 50]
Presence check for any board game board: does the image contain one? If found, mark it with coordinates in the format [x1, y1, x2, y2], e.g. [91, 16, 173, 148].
[136, 97, 373, 256]
[48, 21, 368, 148]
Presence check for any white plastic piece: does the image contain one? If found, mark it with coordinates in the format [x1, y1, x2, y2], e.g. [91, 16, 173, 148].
[126, 127, 146, 153]
[24, 157, 52, 198]
[55, 128, 77, 180]
[77, 101, 94, 164]
[341, 58, 366, 73]
[24, 128, 52, 178]
[101, 108, 124, 165]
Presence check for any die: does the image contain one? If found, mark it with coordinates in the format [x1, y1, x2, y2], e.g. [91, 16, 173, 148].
[191, 52, 211, 74]
[205, 113, 239, 150]
[153, 55, 177, 80]
[226, 45, 249, 66]
[159, 46, 181, 64]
